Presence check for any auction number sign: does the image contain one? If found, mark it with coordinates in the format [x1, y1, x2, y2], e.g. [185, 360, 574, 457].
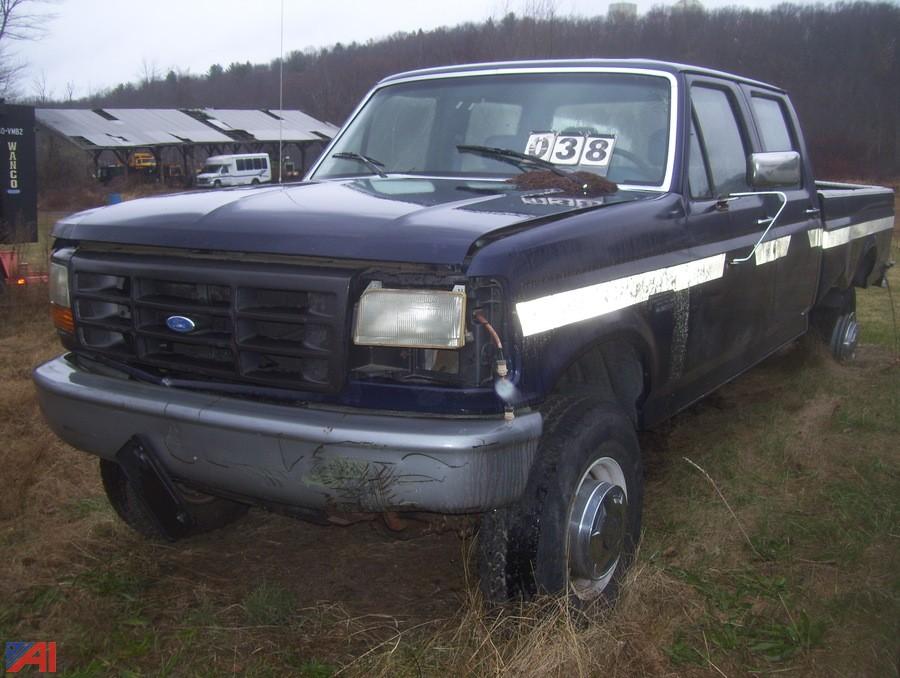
[524, 132, 617, 167]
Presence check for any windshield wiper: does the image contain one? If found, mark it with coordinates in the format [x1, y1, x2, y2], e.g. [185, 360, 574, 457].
[456, 144, 569, 177]
[332, 151, 388, 178]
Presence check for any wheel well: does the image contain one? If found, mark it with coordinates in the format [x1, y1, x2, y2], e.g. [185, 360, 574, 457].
[811, 285, 855, 338]
[816, 285, 851, 310]
[550, 341, 646, 425]
[852, 244, 877, 288]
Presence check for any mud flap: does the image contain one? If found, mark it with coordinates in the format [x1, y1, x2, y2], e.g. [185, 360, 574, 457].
[115, 438, 194, 540]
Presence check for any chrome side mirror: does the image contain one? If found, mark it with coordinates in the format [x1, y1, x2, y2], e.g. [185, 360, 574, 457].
[748, 151, 801, 189]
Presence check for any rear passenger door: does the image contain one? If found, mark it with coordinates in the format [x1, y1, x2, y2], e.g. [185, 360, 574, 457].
[677, 78, 780, 399]
[743, 88, 821, 339]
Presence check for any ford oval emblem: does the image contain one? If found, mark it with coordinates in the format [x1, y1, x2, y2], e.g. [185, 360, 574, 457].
[166, 315, 196, 333]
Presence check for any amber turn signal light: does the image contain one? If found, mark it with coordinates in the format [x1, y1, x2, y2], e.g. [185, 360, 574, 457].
[51, 303, 75, 334]
[16, 277, 26, 286]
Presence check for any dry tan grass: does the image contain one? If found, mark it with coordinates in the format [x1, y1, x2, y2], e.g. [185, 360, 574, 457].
[0, 306, 79, 520]
[350, 558, 696, 678]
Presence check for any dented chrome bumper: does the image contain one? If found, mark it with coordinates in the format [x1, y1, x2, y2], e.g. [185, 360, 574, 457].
[33, 356, 541, 513]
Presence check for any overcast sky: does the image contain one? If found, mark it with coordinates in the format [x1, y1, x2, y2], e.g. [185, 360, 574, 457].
[19, 0, 793, 100]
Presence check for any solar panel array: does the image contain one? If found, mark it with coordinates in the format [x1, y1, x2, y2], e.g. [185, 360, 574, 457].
[36, 108, 336, 149]
[267, 109, 340, 139]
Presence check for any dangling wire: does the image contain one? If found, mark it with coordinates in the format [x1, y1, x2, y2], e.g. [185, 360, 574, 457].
[886, 275, 899, 361]
[278, 0, 285, 185]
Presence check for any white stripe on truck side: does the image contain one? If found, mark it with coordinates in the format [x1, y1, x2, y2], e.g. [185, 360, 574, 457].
[517, 216, 893, 337]
[516, 253, 726, 337]
[754, 234, 792, 265]
[807, 216, 893, 249]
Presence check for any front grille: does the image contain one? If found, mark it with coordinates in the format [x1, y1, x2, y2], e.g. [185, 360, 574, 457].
[69, 252, 351, 393]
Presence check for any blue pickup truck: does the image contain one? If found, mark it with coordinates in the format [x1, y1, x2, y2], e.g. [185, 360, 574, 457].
[34, 60, 895, 606]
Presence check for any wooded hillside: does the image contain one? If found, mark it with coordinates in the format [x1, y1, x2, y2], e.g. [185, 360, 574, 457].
[85, 3, 899, 178]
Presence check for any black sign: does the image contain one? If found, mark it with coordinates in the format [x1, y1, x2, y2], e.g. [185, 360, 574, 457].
[0, 104, 37, 244]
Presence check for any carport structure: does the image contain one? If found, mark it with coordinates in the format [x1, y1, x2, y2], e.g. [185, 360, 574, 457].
[36, 107, 339, 183]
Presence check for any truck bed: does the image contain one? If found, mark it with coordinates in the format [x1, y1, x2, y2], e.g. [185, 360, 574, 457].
[814, 180, 895, 299]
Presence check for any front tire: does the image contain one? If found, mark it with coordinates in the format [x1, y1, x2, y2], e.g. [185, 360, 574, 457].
[99, 460, 248, 541]
[479, 398, 643, 607]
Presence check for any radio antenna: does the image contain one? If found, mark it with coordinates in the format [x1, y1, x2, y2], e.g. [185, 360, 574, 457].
[278, 0, 284, 185]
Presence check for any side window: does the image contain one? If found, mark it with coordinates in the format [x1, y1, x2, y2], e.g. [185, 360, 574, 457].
[691, 86, 750, 195]
[236, 159, 245, 171]
[751, 96, 794, 152]
[253, 158, 261, 170]
[688, 118, 712, 199]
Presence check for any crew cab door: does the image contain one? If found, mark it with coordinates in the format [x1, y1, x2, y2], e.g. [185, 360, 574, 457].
[742, 87, 821, 339]
[676, 78, 781, 401]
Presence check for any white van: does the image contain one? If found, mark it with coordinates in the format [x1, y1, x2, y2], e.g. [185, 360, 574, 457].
[196, 153, 271, 188]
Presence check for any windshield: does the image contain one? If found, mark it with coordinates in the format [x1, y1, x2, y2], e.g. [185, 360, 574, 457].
[313, 72, 672, 188]
[201, 164, 225, 174]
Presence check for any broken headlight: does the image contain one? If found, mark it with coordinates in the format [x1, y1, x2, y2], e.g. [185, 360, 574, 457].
[353, 282, 466, 349]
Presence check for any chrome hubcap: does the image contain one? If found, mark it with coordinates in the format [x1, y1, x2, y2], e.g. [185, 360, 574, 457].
[569, 481, 626, 579]
[567, 456, 628, 599]
[840, 313, 859, 360]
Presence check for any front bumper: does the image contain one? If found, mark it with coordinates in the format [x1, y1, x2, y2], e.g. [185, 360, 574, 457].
[33, 356, 542, 513]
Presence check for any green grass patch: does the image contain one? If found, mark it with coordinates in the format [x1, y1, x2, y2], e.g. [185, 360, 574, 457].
[65, 496, 111, 520]
[666, 567, 827, 666]
[57, 659, 109, 678]
[242, 581, 297, 626]
[181, 590, 221, 628]
[288, 659, 337, 678]
[0, 584, 65, 639]
[74, 566, 152, 601]
[857, 242, 900, 351]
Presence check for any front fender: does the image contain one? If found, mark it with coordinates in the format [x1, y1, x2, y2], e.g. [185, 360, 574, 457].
[512, 305, 661, 407]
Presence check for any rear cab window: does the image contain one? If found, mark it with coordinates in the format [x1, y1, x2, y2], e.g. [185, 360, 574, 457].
[750, 96, 795, 152]
[750, 93, 804, 190]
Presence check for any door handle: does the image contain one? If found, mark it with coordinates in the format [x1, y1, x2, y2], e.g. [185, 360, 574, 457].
[757, 217, 774, 226]
[805, 207, 821, 216]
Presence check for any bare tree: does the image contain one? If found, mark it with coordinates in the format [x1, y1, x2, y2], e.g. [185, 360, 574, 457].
[0, 57, 21, 98]
[0, 0, 54, 99]
[30, 67, 49, 102]
[0, 0, 50, 42]
[139, 57, 160, 86]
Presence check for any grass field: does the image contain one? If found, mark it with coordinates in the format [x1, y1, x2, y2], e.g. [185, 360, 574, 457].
[0, 214, 897, 677]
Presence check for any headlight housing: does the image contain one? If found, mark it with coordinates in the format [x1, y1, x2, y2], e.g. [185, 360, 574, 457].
[353, 283, 466, 349]
[49, 261, 71, 308]
[49, 259, 75, 334]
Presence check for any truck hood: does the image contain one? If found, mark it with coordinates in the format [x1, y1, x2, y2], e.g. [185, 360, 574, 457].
[53, 177, 655, 265]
